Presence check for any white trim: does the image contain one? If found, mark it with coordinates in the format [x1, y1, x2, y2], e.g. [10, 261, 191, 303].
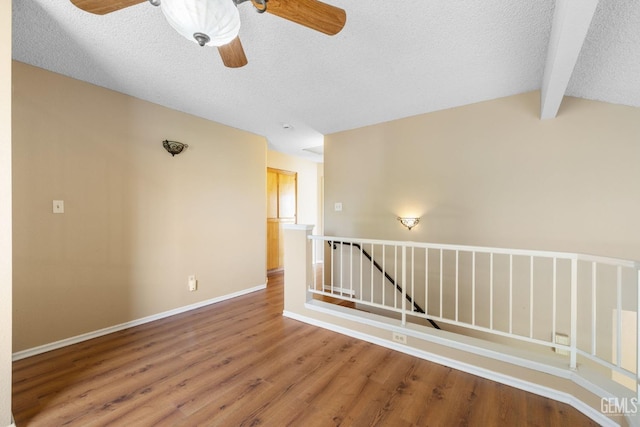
[311, 235, 639, 267]
[283, 309, 618, 427]
[306, 299, 573, 378]
[284, 224, 314, 231]
[12, 284, 266, 361]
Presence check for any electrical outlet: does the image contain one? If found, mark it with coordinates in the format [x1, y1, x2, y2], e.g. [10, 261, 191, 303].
[392, 332, 407, 344]
[188, 275, 197, 292]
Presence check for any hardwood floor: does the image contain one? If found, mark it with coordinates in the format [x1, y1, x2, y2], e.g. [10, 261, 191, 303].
[13, 271, 598, 426]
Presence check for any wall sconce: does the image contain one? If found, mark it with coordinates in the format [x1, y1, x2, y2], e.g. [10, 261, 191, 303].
[397, 217, 420, 231]
[163, 140, 188, 156]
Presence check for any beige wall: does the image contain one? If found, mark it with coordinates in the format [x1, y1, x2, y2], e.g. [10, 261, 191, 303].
[12, 62, 267, 352]
[325, 91, 640, 261]
[323, 92, 640, 366]
[1, 2, 12, 425]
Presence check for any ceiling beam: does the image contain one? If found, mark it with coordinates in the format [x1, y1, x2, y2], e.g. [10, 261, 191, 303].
[540, 0, 599, 119]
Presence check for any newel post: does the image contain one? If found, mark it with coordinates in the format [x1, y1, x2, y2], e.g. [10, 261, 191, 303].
[283, 224, 315, 313]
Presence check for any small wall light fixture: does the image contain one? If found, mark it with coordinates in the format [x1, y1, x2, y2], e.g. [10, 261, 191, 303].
[397, 217, 420, 231]
[163, 140, 188, 156]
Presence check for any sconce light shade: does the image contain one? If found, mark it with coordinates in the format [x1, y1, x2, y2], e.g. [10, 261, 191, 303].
[163, 140, 188, 156]
[397, 217, 420, 231]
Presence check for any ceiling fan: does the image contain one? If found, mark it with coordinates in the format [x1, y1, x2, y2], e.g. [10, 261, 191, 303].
[70, 0, 347, 68]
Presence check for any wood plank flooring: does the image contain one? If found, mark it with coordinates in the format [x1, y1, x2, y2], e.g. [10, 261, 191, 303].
[13, 271, 598, 426]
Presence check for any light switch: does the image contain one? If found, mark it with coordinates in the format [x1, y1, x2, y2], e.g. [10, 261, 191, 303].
[53, 200, 64, 214]
[188, 275, 197, 291]
[334, 202, 343, 212]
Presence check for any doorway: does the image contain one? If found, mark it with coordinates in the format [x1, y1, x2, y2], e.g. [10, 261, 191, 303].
[267, 167, 297, 271]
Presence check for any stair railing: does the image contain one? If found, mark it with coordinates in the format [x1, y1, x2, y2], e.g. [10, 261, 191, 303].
[309, 233, 640, 396]
[327, 240, 440, 329]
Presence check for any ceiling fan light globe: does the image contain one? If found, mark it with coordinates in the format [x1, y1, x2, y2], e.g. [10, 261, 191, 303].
[160, 0, 241, 47]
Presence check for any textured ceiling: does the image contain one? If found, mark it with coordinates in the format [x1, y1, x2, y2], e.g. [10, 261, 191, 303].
[12, 0, 640, 161]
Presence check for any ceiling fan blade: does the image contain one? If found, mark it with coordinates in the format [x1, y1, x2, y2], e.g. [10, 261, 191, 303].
[217, 37, 248, 68]
[263, 0, 346, 36]
[70, 0, 146, 15]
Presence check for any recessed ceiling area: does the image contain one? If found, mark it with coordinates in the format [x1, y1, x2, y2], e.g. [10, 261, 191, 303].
[12, 0, 640, 161]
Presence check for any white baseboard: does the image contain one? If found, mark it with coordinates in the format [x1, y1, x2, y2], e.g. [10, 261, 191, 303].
[283, 309, 618, 427]
[12, 284, 266, 361]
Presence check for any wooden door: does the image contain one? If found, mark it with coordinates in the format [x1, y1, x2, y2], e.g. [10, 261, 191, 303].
[267, 168, 297, 271]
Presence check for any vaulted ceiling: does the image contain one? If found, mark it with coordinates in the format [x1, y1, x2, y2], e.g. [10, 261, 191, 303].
[12, 0, 640, 161]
